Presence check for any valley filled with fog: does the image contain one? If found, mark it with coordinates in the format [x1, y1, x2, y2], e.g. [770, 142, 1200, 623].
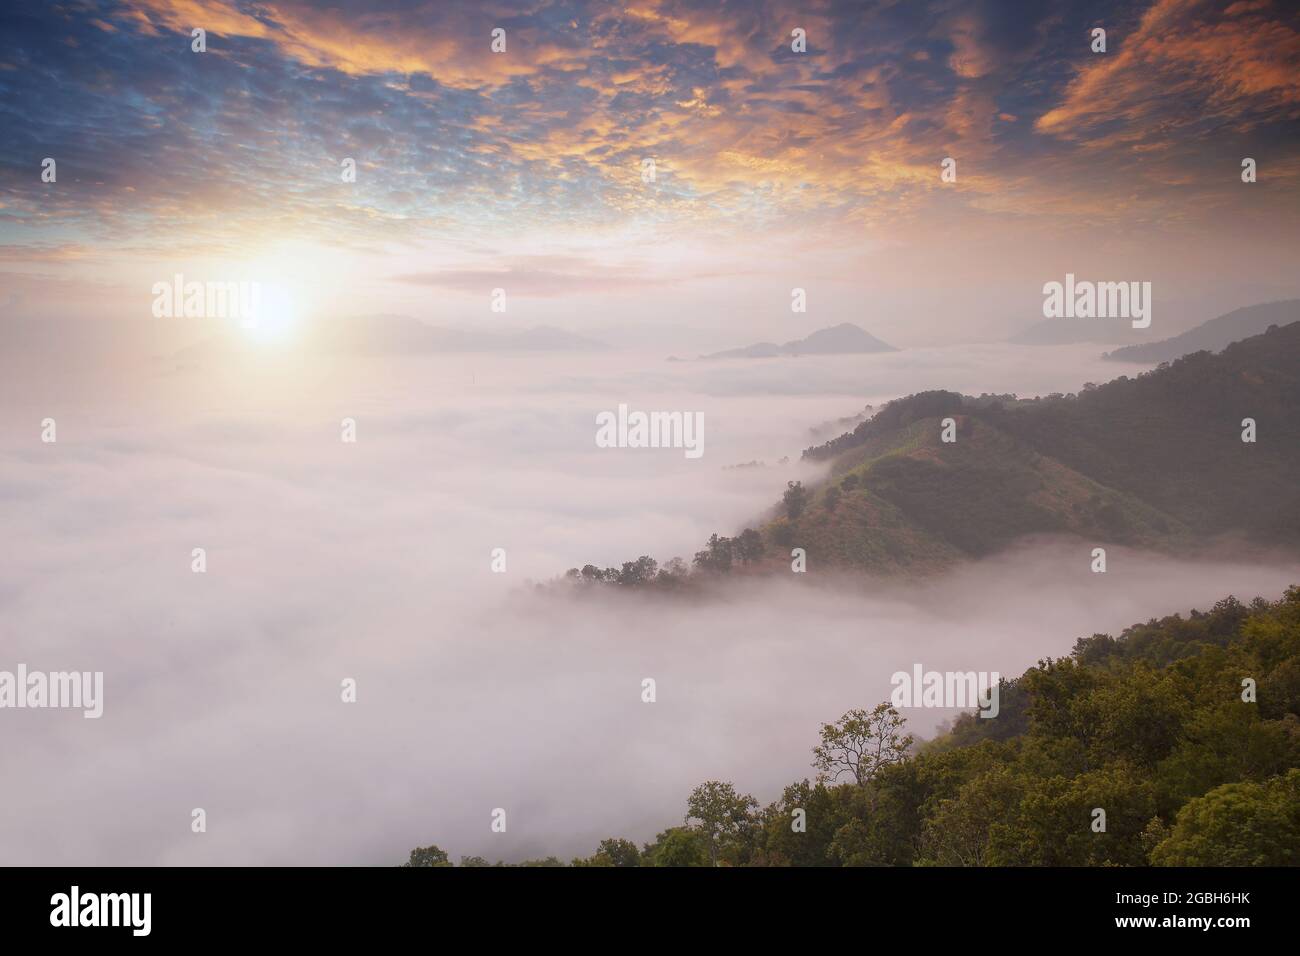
[2, 341, 1296, 864]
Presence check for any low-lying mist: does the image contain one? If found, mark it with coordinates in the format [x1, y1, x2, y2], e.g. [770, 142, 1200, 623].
[2, 540, 1295, 865]
[2, 342, 1292, 864]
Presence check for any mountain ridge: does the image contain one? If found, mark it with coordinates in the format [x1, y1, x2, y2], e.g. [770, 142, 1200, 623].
[698, 322, 898, 359]
[783, 321, 1300, 570]
[561, 321, 1300, 585]
[1103, 300, 1300, 363]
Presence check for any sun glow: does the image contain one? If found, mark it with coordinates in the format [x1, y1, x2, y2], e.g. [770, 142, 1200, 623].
[242, 282, 300, 346]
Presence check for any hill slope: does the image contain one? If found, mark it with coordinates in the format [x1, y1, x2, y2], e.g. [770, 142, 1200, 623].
[559, 323, 1300, 586]
[700, 323, 897, 359]
[1103, 300, 1300, 363]
[408, 588, 1300, 866]
[784, 322, 1300, 570]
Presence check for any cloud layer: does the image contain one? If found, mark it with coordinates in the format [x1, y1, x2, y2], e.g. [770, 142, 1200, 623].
[2, 345, 1297, 863]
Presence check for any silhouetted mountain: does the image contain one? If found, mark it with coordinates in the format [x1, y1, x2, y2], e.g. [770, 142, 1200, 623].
[700, 323, 897, 359]
[570, 323, 1300, 585]
[784, 322, 1300, 570]
[1103, 300, 1300, 363]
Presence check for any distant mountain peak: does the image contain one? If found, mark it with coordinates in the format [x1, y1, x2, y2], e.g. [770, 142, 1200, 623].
[1103, 299, 1300, 363]
[699, 322, 898, 359]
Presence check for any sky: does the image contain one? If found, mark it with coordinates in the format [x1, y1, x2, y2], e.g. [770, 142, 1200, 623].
[2, 0, 1300, 347]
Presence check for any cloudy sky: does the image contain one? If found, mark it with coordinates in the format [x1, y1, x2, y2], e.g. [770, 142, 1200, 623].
[3, 0, 1299, 346]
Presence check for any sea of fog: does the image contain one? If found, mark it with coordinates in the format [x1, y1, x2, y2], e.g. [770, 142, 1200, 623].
[2, 342, 1297, 864]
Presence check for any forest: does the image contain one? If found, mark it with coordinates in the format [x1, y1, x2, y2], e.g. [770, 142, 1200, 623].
[559, 322, 1300, 582]
[403, 587, 1300, 866]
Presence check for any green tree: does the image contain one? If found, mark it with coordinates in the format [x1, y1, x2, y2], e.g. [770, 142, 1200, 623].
[812, 703, 913, 785]
[1081, 666, 1189, 766]
[734, 528, 765, 564]
[990, 763, 1157, 866]
[758, 779, 838, 866]
[693, 533, 733, 572]
[1151, 770, 1300, 866]
[685, 781, 759, 866]
[1155, 705, 1299, 811]
[658, 556, 689, 579]
[917, 766, 1021, 866]
[595, 837, 641, 867]
[401, 844, 452, 867]
[643, 827, 709, 867]
[783, 480, 809, 520]
[827, 764, 924, 867]
[617, 555, 658, 585]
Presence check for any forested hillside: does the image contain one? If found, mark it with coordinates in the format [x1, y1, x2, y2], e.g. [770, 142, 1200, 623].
[404, 588, 1300, 866]
[561, 322, 1300, 585]
[1103, 303, 1300, 363]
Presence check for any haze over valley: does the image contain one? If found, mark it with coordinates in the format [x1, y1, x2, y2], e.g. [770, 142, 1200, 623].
[3, 324, 1298, 863]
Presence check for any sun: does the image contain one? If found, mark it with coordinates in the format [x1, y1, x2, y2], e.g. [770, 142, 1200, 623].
[241, 282, 300, 346]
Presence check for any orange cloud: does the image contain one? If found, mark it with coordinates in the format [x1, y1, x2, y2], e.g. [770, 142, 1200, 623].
[1037, 0, 1300, 142]
[125, 0, 583, 83]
